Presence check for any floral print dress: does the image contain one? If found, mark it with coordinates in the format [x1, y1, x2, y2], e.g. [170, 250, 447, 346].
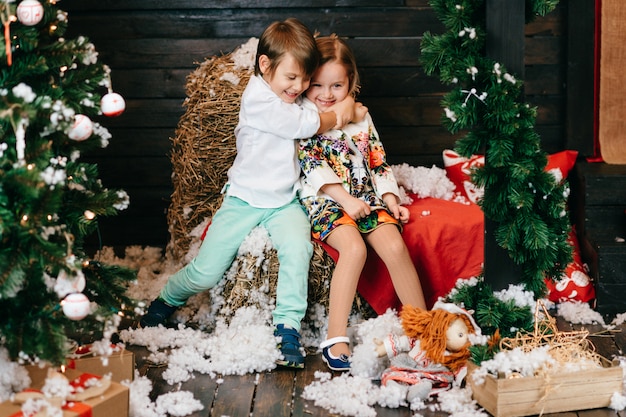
[298, 103, 402, 241]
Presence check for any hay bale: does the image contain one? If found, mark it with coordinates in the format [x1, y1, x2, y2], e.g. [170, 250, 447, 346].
[221, 250, 280, 315]
[166, 51, 250, 260]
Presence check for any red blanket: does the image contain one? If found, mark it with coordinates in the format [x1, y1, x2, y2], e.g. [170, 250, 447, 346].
[318, 197, 484, 313]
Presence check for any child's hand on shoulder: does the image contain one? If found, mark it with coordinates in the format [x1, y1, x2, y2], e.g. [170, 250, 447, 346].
[328, 96, 355, 129]
[330, 100, 368, 129]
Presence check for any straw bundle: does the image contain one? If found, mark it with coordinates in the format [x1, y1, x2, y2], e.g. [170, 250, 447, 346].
[221, 251, 280, 314]
[166, 52, 247, 260]
[499, 302, 605, 374]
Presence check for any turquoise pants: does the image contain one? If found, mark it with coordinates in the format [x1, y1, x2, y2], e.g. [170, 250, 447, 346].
[160, 195, 313, 330]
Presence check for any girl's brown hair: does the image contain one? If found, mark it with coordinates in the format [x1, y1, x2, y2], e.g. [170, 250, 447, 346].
[315, 34, 361, 97]
[254, 18, 319, 78]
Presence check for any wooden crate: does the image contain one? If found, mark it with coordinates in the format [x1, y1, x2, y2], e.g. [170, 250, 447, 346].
[466, 358, 623, 417]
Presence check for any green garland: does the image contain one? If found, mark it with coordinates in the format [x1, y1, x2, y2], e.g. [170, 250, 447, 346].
[420, 0, 569, 361]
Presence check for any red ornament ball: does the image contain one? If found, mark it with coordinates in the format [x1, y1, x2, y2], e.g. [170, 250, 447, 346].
[101, 92, 126, 117]
[68, 114, 93, 141]
[62, 293, 90, 320]
[17, 0, 44, 26]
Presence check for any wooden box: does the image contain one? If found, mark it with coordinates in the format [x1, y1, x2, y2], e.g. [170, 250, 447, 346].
[466, 358, 623, 417]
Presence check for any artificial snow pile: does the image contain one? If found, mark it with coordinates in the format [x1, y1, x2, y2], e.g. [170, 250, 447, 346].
[123, 374, 203, 417]
[303, 372, 406, 417]
[230, 37, 258, 71]
[118, 306, 281, 382]
[470, 345, 556, 384]
[0, 348, 30, 401]
[557, 299, 607, 325]
[391, 163, 463, 204]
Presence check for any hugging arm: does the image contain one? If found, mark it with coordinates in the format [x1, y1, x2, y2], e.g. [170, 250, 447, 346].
[317, 97, 368, 133]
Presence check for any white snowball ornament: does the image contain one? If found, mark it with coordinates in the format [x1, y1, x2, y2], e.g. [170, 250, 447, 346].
[62, 293, 91, 320]
[100, 92, 126, 117]
[17, 0, 44, 26]
[68, 114, 93, 141]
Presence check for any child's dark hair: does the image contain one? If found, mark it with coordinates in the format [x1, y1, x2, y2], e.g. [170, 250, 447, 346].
[255, 18, 319, 78]
[315, 34, 361, 97]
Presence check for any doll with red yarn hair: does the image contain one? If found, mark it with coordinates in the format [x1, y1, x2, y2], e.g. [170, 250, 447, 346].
[375, 301, 481, 401]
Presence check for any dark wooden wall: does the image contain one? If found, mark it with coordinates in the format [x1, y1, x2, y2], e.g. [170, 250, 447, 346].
[60, 1, 588, 251]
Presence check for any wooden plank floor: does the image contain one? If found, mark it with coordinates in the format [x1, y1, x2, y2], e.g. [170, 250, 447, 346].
[125, 317, 626, 417]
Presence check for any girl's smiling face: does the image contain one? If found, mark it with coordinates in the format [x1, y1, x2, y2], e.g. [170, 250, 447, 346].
[259, 53, 311, 104]
[305, 60, 350, 112]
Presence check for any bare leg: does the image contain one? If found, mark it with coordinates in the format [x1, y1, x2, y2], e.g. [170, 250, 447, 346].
[365, 224, 427, 310]
[324, 225, 367, 357]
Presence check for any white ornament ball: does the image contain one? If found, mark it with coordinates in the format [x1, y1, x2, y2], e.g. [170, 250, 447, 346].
[101, 92, 126, 117]
[68, 114, 93, 141]
[17, 0, 44, 26]
[62, 293, 90, 320]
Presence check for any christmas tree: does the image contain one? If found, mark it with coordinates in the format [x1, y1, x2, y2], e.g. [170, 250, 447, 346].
[420, 0, 570, 362]
[0, 0, 136, 366]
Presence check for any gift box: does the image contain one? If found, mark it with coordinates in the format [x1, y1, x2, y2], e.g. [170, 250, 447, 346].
[67, 345, 135, 383]
[0, 368, 129, 417]
[466, 357, 623, 417]
[26, 345, 135, 384]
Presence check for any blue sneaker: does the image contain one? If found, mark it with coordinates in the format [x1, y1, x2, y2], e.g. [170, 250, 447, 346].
[320, 336, 351, 371]
[274, 324, 305, 369]
[140, 298, 177, 327]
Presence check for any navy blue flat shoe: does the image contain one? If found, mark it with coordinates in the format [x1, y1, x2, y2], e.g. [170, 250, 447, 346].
[320, 336, 351, 371]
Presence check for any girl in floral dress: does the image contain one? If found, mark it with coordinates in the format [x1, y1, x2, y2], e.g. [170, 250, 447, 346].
[298, 35, 427, 371]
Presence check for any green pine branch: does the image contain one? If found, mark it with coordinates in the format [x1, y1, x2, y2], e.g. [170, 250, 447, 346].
[421, 0, 570, 294]
[424, 0, 568, 362]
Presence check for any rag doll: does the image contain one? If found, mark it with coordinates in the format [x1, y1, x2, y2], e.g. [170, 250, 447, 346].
[375, 301, 480, 402]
